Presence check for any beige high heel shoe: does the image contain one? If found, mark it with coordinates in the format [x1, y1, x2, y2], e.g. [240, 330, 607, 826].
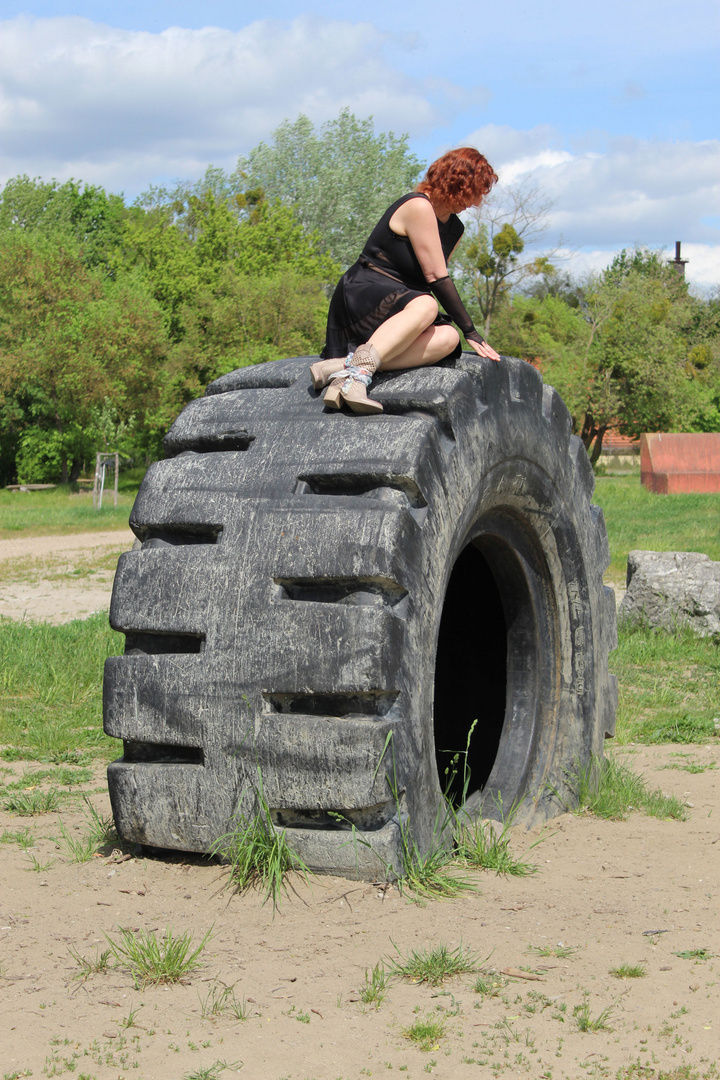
[309, 357, 348, 391]
[322, 345, 383, 415]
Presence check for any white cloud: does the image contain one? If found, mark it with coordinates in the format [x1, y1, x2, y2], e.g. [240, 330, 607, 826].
[0, 15, 478, 194]
[465, 123, 720, 287]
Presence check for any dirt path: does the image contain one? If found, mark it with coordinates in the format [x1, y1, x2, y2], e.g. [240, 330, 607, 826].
[0, 530, 134, 623]
[1, 744, 718, 1079]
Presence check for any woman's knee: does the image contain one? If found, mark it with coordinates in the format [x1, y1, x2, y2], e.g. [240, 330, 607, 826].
[408, 294, 439, 326]
[436, 324, 460, 355]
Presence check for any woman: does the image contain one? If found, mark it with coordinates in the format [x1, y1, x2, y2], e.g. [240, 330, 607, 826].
[310, 147, 502, 415]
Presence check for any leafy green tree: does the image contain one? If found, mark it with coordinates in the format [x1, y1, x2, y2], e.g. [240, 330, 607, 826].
[236, 110, 423, 267]
[0, 175, 128, 270]
[0, 233, 165, 482]
[493, 250, 720, 461]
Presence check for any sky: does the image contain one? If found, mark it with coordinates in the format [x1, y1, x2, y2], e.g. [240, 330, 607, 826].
[1, 0, 719, 286]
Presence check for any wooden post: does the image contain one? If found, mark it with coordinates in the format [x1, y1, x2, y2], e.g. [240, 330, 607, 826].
[114, 452, 119, 507]
[92, 453, 102, 510]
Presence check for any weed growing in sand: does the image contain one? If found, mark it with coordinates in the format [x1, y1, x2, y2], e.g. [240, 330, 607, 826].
[673, 948, 713, 961]
[399, 841, 475, 901]
[55, 796, 116, 862]
[473, 972, 505, 997]
[573, 999, 616, 1032]
[388, 942, 481, 986]
[105, 925, 213, 987]
[210, 770, 311, 910]
[403, 1015, 445, 1050]
[610, 962, 646, 979]
[359, 962, 391, 1007]
[0, 826, 35, 847]
[4, 1070, 33, 1079]
[2, 788, 61, 815]
[24, 851, 55, 872]
[182, 1063, 243, 1080]
[199, 981, 249, 1021]
[453, 794, 542, 876]
[529, 943, 578, 960]
[661, 754, 717, 774]
[69, 945, 113, 982]
[560, 755, 687, 821]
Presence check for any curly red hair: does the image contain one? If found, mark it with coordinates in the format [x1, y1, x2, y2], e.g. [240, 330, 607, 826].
[417, 148, 498, 209]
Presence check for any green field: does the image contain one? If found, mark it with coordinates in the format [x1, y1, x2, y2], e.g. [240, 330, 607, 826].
[0, 468, 145, 538]
[592, 475, 720, 580]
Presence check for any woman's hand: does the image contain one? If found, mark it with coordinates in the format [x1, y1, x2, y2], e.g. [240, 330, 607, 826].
[467, 338, 501, 362]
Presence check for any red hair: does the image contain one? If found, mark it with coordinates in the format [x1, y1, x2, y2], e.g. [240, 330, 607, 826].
[417, 148, 498, 208]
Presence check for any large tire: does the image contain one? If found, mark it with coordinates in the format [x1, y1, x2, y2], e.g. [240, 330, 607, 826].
[104, 353, 617, 878]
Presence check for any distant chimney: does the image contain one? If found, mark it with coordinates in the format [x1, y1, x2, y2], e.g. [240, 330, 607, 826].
[670, 241, 688, 278]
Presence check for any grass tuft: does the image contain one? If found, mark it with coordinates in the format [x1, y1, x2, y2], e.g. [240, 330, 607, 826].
[209, 772, 311, 910]
[402, 1015, 446, 1051]
[573, 998, 616, 1032]
[529, 943, 577, 960]
[55, 796, 117, 862]
[198, 981, 249, 1021]
[388, 942, 481, 986]
[563, 754, 687, 821]
[2, 789, 61, 815]
[610, 962, 646, 978]
[454, 797, 541, 876]
[69, 946, 113, 982]
[105, 925, 213, 988]
[358, 962, 391, 1008]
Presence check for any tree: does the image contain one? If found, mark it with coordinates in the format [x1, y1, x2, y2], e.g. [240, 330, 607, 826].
[0, 233, 165, 482]
[0, 175, 128, 271]
[236, 110, 423, 268]
[491, 248, 720, 462]
[454, 180, 559, 337]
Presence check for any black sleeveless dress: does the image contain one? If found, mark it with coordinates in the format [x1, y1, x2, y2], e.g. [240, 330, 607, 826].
[321, 193, 464, 360]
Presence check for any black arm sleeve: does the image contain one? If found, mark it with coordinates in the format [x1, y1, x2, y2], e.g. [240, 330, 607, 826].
[429, 276, 485, 345]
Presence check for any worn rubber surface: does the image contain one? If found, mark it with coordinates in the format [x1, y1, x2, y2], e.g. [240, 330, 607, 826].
[104, 353, 617, 878]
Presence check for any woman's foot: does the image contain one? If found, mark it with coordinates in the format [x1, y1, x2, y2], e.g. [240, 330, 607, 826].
[309, 357, 348, 390]
[323, 344, 383, 414]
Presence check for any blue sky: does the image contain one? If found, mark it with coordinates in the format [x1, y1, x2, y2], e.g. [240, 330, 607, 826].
[1, 0, 718, 284]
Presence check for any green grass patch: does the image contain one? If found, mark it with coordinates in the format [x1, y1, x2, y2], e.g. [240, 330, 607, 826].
[0, 471, 144, 539]
[611, 623, 720, 745]
[209, 770, 312, 910]
[2, 789, 62, 815]
[387, 942, 481, 986]
[105, 925, 213, 988]
[0, 612, 123, 762]
[402, 1015, 446, 1050]
[565, 755, 687, 821]
[609, 962, 646, 978]
[592, 476, 720, 581]
[1, 766, 92, 790]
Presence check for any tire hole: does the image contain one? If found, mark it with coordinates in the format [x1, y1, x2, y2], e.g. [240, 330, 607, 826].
[434, 543, 507, 805]
[264, 691, 399, 718]
[124, 631, 205, 655]
[274, 576, 407, 608]
[122, 741, 204, 765]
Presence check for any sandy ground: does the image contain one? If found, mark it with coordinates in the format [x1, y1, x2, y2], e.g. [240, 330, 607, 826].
[1, 533, 711, 1080]
[0, 530, 134, 623]
[1, 747, 718, 1080]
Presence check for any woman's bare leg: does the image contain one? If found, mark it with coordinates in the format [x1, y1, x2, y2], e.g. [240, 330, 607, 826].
[378, 324, 460, 370]
[365, 294, 440, 364]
